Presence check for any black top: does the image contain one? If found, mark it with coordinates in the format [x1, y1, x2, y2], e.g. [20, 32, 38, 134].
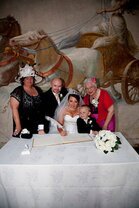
[77, 117, 102, 133]
[10, 86, 49, 134]
[43, 87, 68, 118]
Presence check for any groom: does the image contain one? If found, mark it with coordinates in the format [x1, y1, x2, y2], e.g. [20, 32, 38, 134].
[43, 77, 68, 118]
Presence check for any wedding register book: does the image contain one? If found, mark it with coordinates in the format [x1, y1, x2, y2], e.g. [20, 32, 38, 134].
[33, 134, 94, 147]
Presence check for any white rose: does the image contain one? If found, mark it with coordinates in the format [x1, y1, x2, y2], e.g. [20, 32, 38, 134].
[110, 140, 116, 148]
[95, 140, 106, 152]
[99, 146, 106, 152]
[111, 136, 117, 143]
[101, 136, 107, 142]
[105, 141, 112, 152]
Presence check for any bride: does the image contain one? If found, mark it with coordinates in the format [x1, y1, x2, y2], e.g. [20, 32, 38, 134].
[54, 89, 84, 135]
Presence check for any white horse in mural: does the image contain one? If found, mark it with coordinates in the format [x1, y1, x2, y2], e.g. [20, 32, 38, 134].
[8, 30, 103, 90]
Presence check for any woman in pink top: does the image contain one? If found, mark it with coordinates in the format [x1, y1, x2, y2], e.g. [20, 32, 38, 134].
[83, 77, 115, 132]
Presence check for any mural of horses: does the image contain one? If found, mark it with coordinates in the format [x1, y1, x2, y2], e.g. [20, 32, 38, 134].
[9, 30, 103, 91]
[9, 28, 139, 104]
[0, 16, 21, 86]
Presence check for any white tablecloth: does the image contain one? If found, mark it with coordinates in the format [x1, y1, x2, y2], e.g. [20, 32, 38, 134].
[0, 132, 139, 208]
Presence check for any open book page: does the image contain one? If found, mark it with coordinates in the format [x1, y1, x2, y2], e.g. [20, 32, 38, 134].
[33, 133, 93, 147]
[33, 134, 63, 147]
[63, 133, 93, 144]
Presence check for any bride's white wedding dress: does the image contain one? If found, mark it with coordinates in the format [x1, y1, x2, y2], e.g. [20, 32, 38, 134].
[48, 114, 79, 134]
[63, 114, 79, 133]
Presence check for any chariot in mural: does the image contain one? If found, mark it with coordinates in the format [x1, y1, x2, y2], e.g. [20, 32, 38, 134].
[76, 32, 139, 104]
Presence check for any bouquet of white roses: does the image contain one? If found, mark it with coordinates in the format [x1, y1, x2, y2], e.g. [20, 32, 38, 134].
[94, 130, 121, 154]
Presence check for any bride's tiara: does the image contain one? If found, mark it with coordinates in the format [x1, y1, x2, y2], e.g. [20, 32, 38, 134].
[68, 88, 80, 96]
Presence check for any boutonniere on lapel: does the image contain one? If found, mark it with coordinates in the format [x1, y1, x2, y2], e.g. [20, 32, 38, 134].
[59, 93, 63, 98]
[88, 119, 93, 125]
[91, 99, 98, 108]
[87, 118, 94, 128]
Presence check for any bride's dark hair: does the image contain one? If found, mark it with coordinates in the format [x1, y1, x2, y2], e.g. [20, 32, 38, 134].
[68, 94, 80, 103]
[54, 88, 84, 121]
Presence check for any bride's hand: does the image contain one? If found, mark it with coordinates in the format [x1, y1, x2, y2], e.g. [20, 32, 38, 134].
[57, 126, 67, 136]
[60, 130, 67, 136]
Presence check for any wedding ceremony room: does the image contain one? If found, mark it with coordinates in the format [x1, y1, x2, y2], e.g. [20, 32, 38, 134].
[0, 0, 139, 207]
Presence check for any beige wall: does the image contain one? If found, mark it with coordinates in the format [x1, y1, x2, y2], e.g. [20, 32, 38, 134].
[0, 0, 101, 32]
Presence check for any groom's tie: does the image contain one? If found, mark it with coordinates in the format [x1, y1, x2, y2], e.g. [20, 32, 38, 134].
[55, 93, 60, 105]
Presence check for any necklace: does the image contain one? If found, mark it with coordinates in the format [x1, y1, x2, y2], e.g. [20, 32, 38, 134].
[90, 89, 100, 107]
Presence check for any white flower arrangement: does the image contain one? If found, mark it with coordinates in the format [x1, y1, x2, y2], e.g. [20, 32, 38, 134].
[91, 98, 99, 108]
[94, 130, 121, 154]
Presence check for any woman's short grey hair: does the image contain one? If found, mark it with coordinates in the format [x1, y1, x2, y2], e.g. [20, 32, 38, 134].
[83, 77, 100, 87]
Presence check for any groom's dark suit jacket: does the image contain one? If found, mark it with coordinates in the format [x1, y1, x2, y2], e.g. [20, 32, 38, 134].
[43, 87, 68, 118]
[77, 117, 102, 133]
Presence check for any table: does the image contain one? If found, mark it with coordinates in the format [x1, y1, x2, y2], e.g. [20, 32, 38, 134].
[0, 132, 139, 208]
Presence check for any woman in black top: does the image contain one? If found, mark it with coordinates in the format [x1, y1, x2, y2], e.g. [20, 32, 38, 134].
[10, 64, 49, 136]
